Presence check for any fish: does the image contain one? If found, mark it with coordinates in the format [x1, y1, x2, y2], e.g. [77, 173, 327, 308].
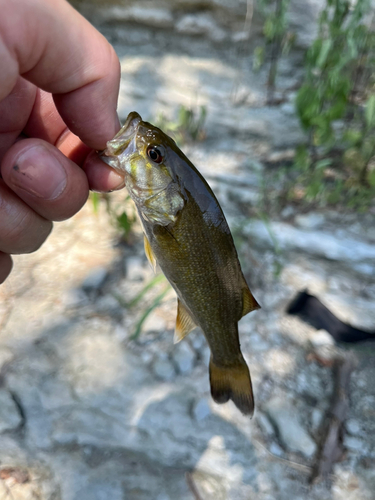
[100, 111, 260, 416]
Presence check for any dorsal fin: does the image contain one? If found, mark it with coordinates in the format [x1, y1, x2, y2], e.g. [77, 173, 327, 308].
[144, 235, 157, 272]
[174, 299, 197, 344]
[241, 276, 260, 318]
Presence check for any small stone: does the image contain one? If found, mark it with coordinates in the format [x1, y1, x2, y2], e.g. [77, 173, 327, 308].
[344, 436, 366, 453]
[311, 408, 323, 430]
[295, 213, 325, 230]
[0, 389, 22, 433]
[95, 295, 122, 315]
[281, 206, 295, 218]
[62, 288, 89, 308]
[82, 267, 108, 291]
[346, 419, 361, 436]
[269, 442, 284, 457]
[257, 412, 274, 436]
[125, 256, 145, 281]
[152, 358, 176, 381]
[176, 14, 226, 42]
[266, 149, 295, 164]
[140, 350, 153, 364]
[265, 396, 317, 458]
[191, 333, 205, 351]
[193, 398, 211, 422]
[231, 30, 251, 43]
[308, 329, 335, 348]
[173, 342, 195, 375]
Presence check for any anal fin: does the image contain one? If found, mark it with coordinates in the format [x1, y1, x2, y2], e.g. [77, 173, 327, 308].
[241, 276, 260, 318]
[144, 235, 157, 272]
[174, 299, 197, 344]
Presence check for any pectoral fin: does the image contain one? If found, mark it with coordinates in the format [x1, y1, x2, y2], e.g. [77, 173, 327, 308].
[144, 235, 157, 272]
[174, 299, 197, 344]
[241, 277, 260, 318]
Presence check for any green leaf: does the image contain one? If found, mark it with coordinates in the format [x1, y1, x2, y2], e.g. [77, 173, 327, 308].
[130, 285, 171, 340]
[293, 145, 311, 171]
[368, 169, 375, 187]
[343, 129, 362, 146]
[90, 192, 100, 215]
[253, 46, 265, 71]
[126, 274, 167, 309]
[317, 39, 332, 68]
[365, 95, 375, 128]
[315, 158, 332, 170]
[263, 17, 276, 40]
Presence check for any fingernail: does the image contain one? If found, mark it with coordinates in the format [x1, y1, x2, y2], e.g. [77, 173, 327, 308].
[11, 145, 67, 200]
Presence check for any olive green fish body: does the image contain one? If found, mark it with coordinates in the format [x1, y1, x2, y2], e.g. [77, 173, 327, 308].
[141, 175, 244, 364]
[101, 112, 260, 416]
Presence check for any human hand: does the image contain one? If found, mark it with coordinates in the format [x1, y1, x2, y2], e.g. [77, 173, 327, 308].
[0, 0, 124, 284]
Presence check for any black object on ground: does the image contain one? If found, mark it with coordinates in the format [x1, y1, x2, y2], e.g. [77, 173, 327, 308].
[287, 291, 375, 343]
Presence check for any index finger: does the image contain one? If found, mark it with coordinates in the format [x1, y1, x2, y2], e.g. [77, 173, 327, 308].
[0, 0, 121, 149]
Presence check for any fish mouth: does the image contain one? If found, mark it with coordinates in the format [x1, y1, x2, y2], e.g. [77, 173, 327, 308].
[99, 111, 142, 172]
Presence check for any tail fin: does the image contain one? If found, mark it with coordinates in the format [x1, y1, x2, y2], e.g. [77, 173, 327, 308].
[209, 356, 254, 417]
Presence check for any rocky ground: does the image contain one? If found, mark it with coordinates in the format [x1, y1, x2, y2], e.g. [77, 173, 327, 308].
[1, 2, 375, 499]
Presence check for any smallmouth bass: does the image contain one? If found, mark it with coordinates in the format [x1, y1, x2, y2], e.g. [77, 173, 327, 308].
[101, 112, 260, 416]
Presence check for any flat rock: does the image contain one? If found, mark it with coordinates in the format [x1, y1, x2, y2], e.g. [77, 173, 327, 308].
[265, 396, 317, 458]
[0, 389, 22, 433]
[244, 220, 375, 264]
[102, 6, 174, 28]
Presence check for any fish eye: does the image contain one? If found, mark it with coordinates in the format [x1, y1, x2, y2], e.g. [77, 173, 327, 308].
[147, 145, 163, 164]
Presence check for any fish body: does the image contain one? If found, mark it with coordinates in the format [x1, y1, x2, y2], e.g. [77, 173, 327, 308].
[101, 112, 260, 416]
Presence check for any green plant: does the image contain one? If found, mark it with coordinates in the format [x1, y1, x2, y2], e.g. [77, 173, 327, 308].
[292, 0, 375, 208]
[112, 274, 172, 340]
[154, 104, 207, 145]
[90, 192, 137, 243]
[253, 0, 293, 102]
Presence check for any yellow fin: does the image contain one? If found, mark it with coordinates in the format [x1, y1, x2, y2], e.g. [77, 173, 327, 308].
[241, 277, 260, 318]
[174, 299, 197, 344]
[209, 355, 254, 417]
[144, 235, 157, 272]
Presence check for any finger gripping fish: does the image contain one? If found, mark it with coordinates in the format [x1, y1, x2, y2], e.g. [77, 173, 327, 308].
[101, 112, 260, 416]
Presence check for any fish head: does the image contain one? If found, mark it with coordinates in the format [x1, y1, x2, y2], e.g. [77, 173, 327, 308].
[100, 112, 184, 225]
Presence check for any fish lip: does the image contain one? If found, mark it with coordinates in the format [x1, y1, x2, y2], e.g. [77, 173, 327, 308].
[99, 111, 142, 170]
